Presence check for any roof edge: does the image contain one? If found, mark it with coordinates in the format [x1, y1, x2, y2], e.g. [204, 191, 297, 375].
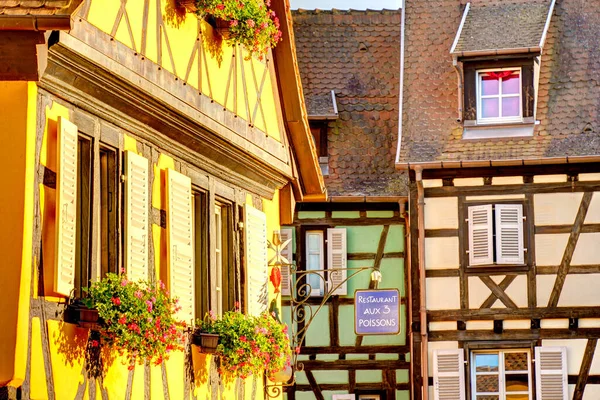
[452, 46, 541, 58]
[539, 0, 556, 50]
[449, 2, 470, 55]
[396, 156, 600, 171]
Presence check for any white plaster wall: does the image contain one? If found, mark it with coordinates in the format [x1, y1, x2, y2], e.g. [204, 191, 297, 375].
[492, 176, 523, 185]
[427, 341, 459, 376]
[579, 173, 600, 182]
[537, 274, 556, 307]
[503, 275, 528, 308]
[426, 277, 460, 310]
[536, 234, 569, 265]
[425, 237, 459, 269]
[504, 320, 531, 329]
[542, 339, 588, 375]
[558, 274, 600, 306]
[583, 385, 600, 400]
[572, 233, 600, 265]
[534, 174, 567, 183]
[579, 319, 600, 328]
[540, 319, 569, 329]
[423, 179, 443, 188]
[590, 345, 600, 375]
[424, 197, 458, 229]
[429, 321, 457, 331]
[468, 276, 491, 309]
[454, 178, 484, 187]
[584, 192, 600, 223]
[534, 193, 583, 226]
[465, 194, 525, 201]
[466, 320, 493, 330]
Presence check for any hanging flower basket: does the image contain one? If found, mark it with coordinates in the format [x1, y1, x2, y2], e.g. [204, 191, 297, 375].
[192, 332, 220, 353]
[178, 0, 197, 12]
[65, 300, 103, 331]
[205, 15, 232, 40]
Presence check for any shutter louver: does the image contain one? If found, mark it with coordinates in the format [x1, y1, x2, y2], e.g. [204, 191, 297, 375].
[433, 349, 465, 400]
[535, 347, 568, 400]
[327, 228, 347, 295]
[55, 116, 78, 296]
[495, 204, 524, 264]
[125, 151, 149, 281]
[244, 205, 268, 316]
[468, 205, 493, 266]
[166, 169, 195, 323]
[279, 228, 293, 296]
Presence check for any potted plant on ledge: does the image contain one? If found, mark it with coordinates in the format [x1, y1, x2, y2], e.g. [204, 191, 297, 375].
[179, 0, 282, 60]
[193, 307, 292, 380]
[82, 272, 187, 369]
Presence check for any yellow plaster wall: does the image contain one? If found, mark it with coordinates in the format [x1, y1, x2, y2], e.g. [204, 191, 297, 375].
[0, 82, 36, 386]
[29, 318, 48, 400]
[154, 153, 176, 284]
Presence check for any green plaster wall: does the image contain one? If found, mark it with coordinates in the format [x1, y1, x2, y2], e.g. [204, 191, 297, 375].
[305, 306, 330, 347]
[312, 370, 348, 384]
[317, 354, 338, 361]
[343, 225, 383, 253]
[379, 258, 405, 296]
[355, 370, 382, 383]
[346, 354, 370, 360]
[376, 353, 399, 360]
[384, 225, 405, 253]
[396, 369, 409, 383]
[331, 211, 360, 218]
[366, 210, 395, 218]
[396, 390, 410, 400]
[298, 211, 326, 219]
[323, 391, 351, 400]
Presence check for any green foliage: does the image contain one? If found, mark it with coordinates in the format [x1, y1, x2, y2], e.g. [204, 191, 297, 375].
[197, 309, 292, 379]
[195, 0, 282, 59]
[84, 273, 186, 369]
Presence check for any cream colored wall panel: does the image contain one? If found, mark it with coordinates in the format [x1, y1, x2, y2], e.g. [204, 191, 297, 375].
[579, 319, 600, 328]
[535, 234, 569, 265]
[590, 346, 600, 375]
[466, 320, 493, 330]
[558, 273, 600, 306]
[572, 233, 600, 265]
[542, 339, 587, 375]
[429, 321, 457, 331]
[492, 176, 523, 185]
[468, 276, 491, 309]
[540, 319, 569, 329]
[426, 277, 460, 310]
[491, 299, 504, 309]
[491, 275, 504, 284]
[582, 385, 600, 400]
[579, 173, 600, 182]
[427, 341, 459, 376]
[537, 274, 556, 307]
[424, 197, 458, 229]
[425, 237, 459, 269]
[423, 179, 443, 188]
[584, 192, 600, 223]
[503, 275, 528, 308]
[454, 178, 484, 186]
[465, 194, 525, 201]
[568, 385, 575, 400]
[534, 193, 583, 226]
[534, 174, 567, 183]
[504, 320, 531, 329]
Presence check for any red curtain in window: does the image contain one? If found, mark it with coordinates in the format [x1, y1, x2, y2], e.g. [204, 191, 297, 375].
[485, 71, 516, 79]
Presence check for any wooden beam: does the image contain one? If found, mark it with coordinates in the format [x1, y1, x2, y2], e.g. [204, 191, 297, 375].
[424, 182, 600, 198]
[458, 195, 468, 310]
[294, 383, 411, 391]
[297, 345, 409, 355]
[348, 252, 404, 260]
[425, 229, 458, 238]
[548, 191, 593, 307]
[293, 217, 402, 226]
[535, 224, 600, 234]
[480, 275, 516, 309]
[427, 306, 600, 321]
[304, 370, 324, 400]
[301, 360, 410, 370]
[429, 328, 600, 341]
[330, 299, 339, 347]
[573, 339, 598, 400]
[479, 276, 518, 309]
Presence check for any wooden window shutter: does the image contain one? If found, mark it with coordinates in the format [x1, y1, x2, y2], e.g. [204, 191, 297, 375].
[124, 150, 149, 281]
[54, 116, 78, 296]
[495, 204, 524, 264]
[166, 169, 194, 322]
[327, 228, 347, 295]
[244, 205, 268, 316]
[467, 204, 494, 266]
[433, 349, 465, 400]
[279, 228, 293, 296]
[535, 346, 568, 400]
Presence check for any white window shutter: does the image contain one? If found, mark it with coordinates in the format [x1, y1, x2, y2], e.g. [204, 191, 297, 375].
[124, 150, 149, 281]
[433, 349, 465, 400]
[166, 169, 195, 323]
[327, 228, 347, 295]
[495, 204, 524, 264]
[468, 204, 493, 266]
[279, 228, 293, 296]
[54, 116, 78, 296]
[244, 205, 268, 316]
[535, 346, 568, 400]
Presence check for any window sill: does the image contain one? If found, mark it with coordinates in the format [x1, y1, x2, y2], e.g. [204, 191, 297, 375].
[466, 264, 529, 275]
[462, 120, 535, 140]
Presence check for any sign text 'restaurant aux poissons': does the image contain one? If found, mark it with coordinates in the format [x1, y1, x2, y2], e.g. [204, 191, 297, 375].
[354, 289, 401, 335]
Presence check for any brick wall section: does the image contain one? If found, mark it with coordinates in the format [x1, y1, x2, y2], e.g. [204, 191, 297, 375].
[293, 9, 407, 196]
[399, 0, 600, 164]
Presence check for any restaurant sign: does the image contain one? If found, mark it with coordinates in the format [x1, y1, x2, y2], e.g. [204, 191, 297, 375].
[354, 289, 400, 335]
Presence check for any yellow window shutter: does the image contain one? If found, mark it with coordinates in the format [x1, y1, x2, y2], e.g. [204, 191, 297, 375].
[327, 228, 347, 295]
[244, 205, 268, 316]
[124, 150, 149, 281]
[166, 169, 195, 323]
[54, 116, 78, 296]
[279, 228, 293, 296]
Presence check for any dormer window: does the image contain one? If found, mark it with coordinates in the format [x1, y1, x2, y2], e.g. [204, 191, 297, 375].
[477, 68, 522, 124]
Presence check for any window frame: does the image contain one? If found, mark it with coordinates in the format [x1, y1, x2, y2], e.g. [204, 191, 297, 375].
[212, 199, 234, 316]
[469, 349, 533, 400]
[305, 228, 326, 297]
[476, 67, 523, 125]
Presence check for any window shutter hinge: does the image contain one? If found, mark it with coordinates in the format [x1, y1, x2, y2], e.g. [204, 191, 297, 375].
[523, 216, 527, 221]
[524, 248, 528, 252]
[465, 218, 469, 222]
[238, 221, 244, 230]
[120, 174, 126, 183]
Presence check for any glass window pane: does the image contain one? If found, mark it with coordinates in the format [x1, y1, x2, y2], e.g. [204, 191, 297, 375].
[481, 98, 499, 118]
[476, 396, 499, 400]
[505, 353, 529, 371]
[475, 354, 499, 372]
[502, 73, 520, 94]
[481, 75, 499, 95]
[502, 97, 520, 117]
[506, 395, 529, 400]
[476, 374, 499, 393]
[307, 254, 321, 271]
[308, 233, 320, 251]
[506, 373, 529, 392]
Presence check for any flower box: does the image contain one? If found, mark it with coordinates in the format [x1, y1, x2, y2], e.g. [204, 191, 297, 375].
[177, 0, 197, 12]
[192, 332, 220, 353]
[65, 302, 103, 331]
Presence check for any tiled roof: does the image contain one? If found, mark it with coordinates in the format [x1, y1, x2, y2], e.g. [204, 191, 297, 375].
[305, 91, 337, 117]
[453, 2, 552, 54]
[0, 0, 72, 15]
[399, 0, 600, 164]
[293, 9, 407, 196]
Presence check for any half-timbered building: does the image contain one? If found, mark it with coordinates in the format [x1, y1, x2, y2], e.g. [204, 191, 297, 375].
[397, 0, 600, 399]
[281, 9, 409, 400]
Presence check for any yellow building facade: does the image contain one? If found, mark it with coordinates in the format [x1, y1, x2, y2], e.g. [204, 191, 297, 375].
[0, 0, 324, 399]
